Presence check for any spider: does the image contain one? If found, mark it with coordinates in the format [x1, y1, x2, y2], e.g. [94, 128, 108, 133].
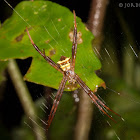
[26, 11, 120, 130]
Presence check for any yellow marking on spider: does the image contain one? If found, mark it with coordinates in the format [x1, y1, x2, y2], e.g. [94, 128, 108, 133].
[57, 57, 71, 71]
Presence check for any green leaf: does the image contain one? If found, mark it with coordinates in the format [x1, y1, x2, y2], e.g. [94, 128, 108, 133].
[0, 1, 104, 91]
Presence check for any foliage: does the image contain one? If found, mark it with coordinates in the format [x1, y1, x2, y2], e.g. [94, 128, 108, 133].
[0, 1, 104, 91]
[0, 1, 105, 140]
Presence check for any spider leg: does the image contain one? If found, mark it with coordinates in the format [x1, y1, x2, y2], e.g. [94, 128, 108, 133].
[71, 10, 77, 72]
[47, 76, 67, 130]
[26, 27, 63, 74]
[91, 92, 121, 117]
[75, 74, 121, 122]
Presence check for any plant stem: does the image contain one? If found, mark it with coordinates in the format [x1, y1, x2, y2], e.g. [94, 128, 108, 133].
[74, 0, 109, 140]
[87, 0, 108, 51]
[74, 89, 93, 140]
[88, 0, 108, 37]
[8, 59, 46, 140]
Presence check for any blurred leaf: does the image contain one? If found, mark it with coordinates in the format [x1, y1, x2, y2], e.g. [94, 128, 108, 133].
[91, 7, 140, 139]
[0, 124, 11, 140]
[0, 1, 104, 91]
[11, 127, 35, 140]
[49, 92, 76, 140]
[14, 95, 76, 140]
[12, 98, 47, 140]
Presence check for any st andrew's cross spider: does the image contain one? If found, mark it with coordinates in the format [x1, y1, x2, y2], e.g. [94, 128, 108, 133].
[26, 11, 120, 130]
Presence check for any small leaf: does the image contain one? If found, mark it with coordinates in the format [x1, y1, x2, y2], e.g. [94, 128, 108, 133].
[0, 1, 104, 91]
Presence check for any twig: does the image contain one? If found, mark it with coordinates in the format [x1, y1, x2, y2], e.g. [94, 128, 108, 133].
[87, 0, 108, 52]
[74, 89, 93, 140]
[74, 0, 109, 140]
[87, 0, 108, 37]
[8, 59, 46, 140]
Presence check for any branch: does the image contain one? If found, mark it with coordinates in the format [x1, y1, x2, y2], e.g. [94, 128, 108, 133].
[87, 0, 108, 51]
[8, 59, 46, 140]
[74, 0, 109, 139]
[74, 89, 93, 140]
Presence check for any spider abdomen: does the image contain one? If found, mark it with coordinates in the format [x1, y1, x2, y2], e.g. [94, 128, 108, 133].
[57, 57, 71, 71]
